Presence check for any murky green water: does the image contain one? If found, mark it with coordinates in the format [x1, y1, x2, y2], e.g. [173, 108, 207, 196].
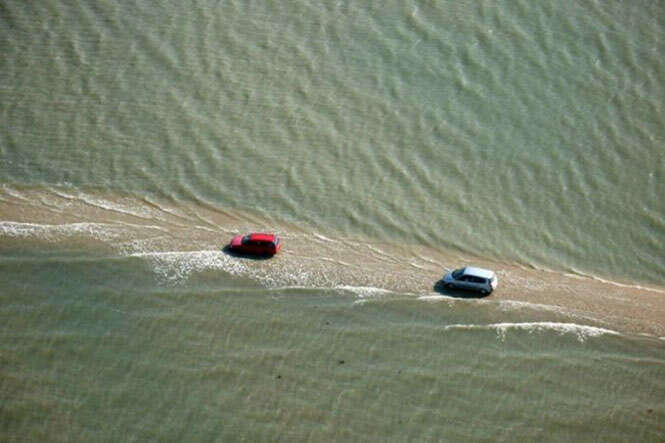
[1, 1, 664, 440]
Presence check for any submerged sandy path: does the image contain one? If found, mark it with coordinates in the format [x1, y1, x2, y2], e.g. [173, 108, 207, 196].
[1, 186, 664, 337]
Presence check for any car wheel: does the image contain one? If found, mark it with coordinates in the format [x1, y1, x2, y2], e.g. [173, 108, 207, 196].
[444, 283, 454, 289]
[480, 289, 488, 295]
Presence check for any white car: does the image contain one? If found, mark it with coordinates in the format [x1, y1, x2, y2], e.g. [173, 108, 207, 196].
[442, 267, 498, 295]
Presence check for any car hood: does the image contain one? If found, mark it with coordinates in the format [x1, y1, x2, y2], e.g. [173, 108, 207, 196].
[230, 235, 243, 247]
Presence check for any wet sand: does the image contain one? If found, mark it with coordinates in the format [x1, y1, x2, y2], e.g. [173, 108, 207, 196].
[2, 186, 664, 337]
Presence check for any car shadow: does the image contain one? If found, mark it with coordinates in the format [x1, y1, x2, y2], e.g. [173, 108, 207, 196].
[433, 280, 490, 299]
[221, 245, 276, 260]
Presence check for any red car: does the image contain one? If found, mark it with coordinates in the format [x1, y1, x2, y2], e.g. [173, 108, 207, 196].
[228, 233, 282, 256]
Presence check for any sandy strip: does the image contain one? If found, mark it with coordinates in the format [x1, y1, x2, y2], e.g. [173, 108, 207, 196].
[1, 185, 664, 337]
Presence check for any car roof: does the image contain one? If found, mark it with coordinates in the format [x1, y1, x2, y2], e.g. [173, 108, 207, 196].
[247, 233, 278, 242]
[462, 266, 495, 279]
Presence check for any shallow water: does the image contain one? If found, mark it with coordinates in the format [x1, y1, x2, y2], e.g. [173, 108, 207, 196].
[1, 1, 664, 441]
[2, 249, 664, 441]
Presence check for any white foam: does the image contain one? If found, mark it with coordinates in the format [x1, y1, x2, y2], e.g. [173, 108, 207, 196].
[113, 221, 169, 232]
[0, 185, 31, 202]
[408, 261, 428, 270]
[130, 250, 248, 285]
[442, 322, 619, 342]
[128, 250, 318, 288]
[571, 270, 665, 295]
[142, 196, 194, 221]
[418, 295, 449, 301]
[563, 272, 587, 280]
[418, 294, 460, 308]
[518, 263, 665, 295]
[365, 244, 399, 263]
[336, 285, 392, 298]
[414, 255, 443, 267]
[113, 236, 175, 256]
[495, 300, 600, 322]
[0, 221, 133, 243]
[320, 257, 351, 267]
[51, 190, 159, 220]
[312, 232, 336, 243]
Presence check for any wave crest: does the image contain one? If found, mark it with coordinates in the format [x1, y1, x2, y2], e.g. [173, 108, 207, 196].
[442, 322, 619, 342]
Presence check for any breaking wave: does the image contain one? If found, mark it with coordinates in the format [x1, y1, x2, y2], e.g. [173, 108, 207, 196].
[442, 322, 620, 342]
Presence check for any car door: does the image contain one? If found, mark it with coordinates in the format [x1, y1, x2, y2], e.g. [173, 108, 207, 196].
[473, 276, 490, 292]
[457, 275, 472, 290]
[257, 241, 269, 254]
[245, 240, 260, 254]
[469, 276, 484, 291]
[253, 240, 270, 255]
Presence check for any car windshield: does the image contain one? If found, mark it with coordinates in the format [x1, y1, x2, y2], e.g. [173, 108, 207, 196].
[451, 268, 464, 279]
[242, 235, 251, 244]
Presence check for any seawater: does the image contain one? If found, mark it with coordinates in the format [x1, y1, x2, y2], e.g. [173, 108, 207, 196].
[1, 1, 664, 441]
